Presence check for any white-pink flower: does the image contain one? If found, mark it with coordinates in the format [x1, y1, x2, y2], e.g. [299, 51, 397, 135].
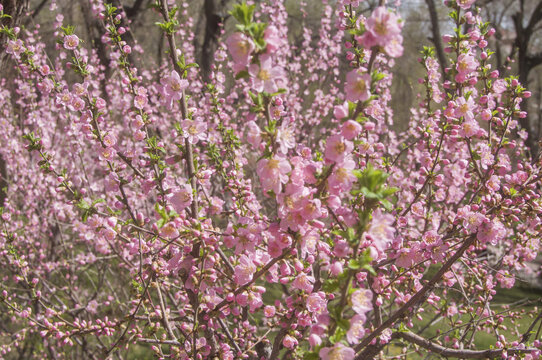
[319, 343, 355, 360]
[225, 32, 254, 67]
[168, 184, 193, 213]
[256, 155, 291, 194]
[234, 255, 256, 285]
[345, 69, 371, 102]
[351, 288, 373, 315]
[248, 55, 285, 94]
[181, 118, 207, 144]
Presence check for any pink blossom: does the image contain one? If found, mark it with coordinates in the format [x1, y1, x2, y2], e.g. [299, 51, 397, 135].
[256, 155, 291, 194]
[225, 32, 254, 67]
[63, 35, 79, 50]
[456, 53, 478, 83]
[334, 102, 349, 119]
[168, 184, 193, 213]
[6, 39, 24, 57]
[181, 118, 207, 144]
[328, 156, 357, 193]
[292, 273, 315, 293]
[341, 120, 363, 140]
[365, 209, 395, 252]
[477, 219, 506, 245]
[456, 0, 476, 9]
[347, 314, 367, 344]
[319, 343, 355, 360]
[246, 121, 262, 148]
[264, 25, 283, 53]
[325, 135, 353, 163]
[234, 255, 256, 285]
[351, 288, 373, 315]
[345, 70, 371, 102]
[365, 7, 402, 44]
[306, 291, 327, 314]
[248, 55, 285, 93]
[160, 70, 188, 107]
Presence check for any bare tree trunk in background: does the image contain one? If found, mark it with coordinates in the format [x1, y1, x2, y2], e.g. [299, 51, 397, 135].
[511, 0, 542, 156]
[0, 0, 28, 205]
[195, 0, 229, 81]
[425, 0, 448, 77]
[0, 0, 29, 70]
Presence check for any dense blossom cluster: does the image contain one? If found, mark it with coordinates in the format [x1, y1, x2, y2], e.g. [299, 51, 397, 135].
[0, 0, 541, 359]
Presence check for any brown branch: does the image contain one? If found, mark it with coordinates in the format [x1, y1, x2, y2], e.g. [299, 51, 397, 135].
[395, 331, 539, 359]
[354, 234, 477, 358]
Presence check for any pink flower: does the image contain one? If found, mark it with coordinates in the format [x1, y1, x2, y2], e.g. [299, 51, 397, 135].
[168, 184, 193, 213]
[319, 343, 355, 360]
[256, 155, 291, 194]
[264, 25, 283, 53]
[345, 69, 371, 102]
[63, 35, 79, 50]
[225, 32, 254, 66]
[160, 222, 179, 239]
[160, 70, 188, 107]
[347, 314, 367, 344]
[456, 0, 476, 10]
[6, 39, 24, 57]
[283, 335, 298, 349]
[351, 288, 373, 315]
[455, 53, 478, 83]
[276, 122, 296, 155]
[365, 7, 402, 44]
[181, 118, 207, 144]
[454, 96, 475, 121]
[292, 273, 315, 293]
[306, 291, 327, 314]
[477, 219, 506, 245]
[334, 102, 349, 119]
[341, 120, 363, 140]
[365, 209, 395, 252]
[234, 255, 256, 285]
[246, 121, 262, 148]
[328, 156, 357, 194]
[264, 305, 276, 317]
[248, 55, 285, 93]
[325, 135, 353, 163]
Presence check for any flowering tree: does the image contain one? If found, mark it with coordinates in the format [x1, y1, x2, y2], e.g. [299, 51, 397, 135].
[0, 0, 541, 359]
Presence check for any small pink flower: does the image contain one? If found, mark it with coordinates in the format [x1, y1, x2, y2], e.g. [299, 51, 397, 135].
[292, 273, 315, 293]
[345, 69, 371, 102]
[347, 314, 367, 344]
[306, 291, 327, 314]
[6, 39, 24, 57]
[168, 184, 193, 213]
[365, 209, 395, 252]
[248, 55, 285, 93]
[351, 288, 373, 315]
[256, 155, 291, 194]
[365, 7, 402, 44]
[246, 121, 262, 148]
[181, 118, 207, 144]
[264, 25, 283, 53]
[264, 305, 276, 317]
[63, 35, 79, 50]
[283, 335, 298, 349]
[225, 32, 254, 66]
[328, 156, 357, 193]
[234, 255, 256, 285]
[319, 343, 355, 360]
[334, 102, 349, 119]
[456, 0, 476, 10]
[160, 70, 188, 107]
[160, 222, 179, 239]
[341, 120, 363, 140]
[325, 135, 353, 163]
